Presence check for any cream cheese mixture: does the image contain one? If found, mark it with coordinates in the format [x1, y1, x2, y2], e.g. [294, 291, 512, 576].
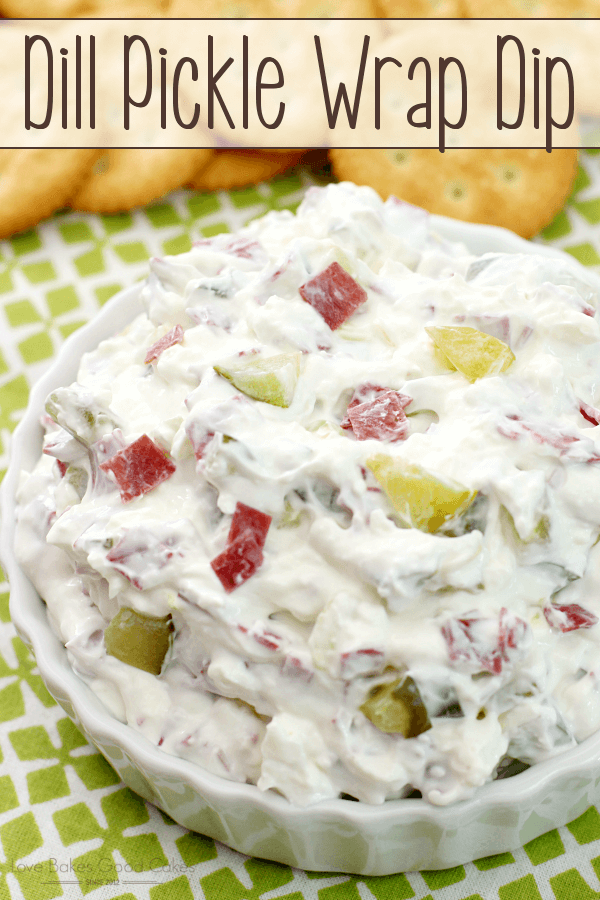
[15, 182, 600, 806]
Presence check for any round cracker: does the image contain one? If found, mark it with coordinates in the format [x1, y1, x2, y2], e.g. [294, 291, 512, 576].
[463, 0, 600, 15]
[84, 0, 170, 15]
[0, 0, 167, 14]
[188, 149, 304, 191]
[377, 0, 466, 15]
[461, 1, 600, 116]
[168, 0, 274, 16]
[70, 148, 213, 213]
[268, 0, 378, 15]
[329, 147, 578, 238]
[0, 149, 99, 239]
[0, 0, 89, 14]
[171, 0, 376, 15]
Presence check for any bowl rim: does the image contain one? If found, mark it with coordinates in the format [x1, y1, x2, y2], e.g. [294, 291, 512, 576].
[3, 211, 600, 851]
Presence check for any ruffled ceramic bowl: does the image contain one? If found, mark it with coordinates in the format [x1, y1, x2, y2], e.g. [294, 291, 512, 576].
[3, 215, 600, 876]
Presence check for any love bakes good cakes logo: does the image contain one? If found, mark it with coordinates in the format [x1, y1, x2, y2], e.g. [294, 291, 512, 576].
[0, 17, 592, 150]
[9, 856, 191, 888]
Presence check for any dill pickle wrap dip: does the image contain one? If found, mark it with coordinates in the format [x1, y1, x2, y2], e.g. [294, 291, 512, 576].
[14, 182, 600, 807]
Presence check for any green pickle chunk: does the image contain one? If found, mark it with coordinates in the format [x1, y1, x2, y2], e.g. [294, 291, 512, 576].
[104, 607, 173, 675]
[277, 497, 304, 529]
[360, 675, 431, 737]
[426, 325, 515, 382]
[64, 465, 88, 499]
[502, 506, 550, 545]
[214, 352, 301, 408]
[531, 515, 550, 542]
[367, 454, 476, 533]
[46, 385, 115, 445]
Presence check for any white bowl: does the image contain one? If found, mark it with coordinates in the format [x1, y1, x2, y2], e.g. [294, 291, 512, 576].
[3, 216, 600, 875]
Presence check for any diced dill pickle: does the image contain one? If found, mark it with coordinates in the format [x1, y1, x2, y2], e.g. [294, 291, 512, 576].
[360, 675, 431, 737]
[526, 515, 550, 542]
[367, 454, 476, 533]
[214, 352, 301, 408]
[502, 506, 550, 544]
[431, 342, 457, 371]
[104, 607, 173, 675]
[495, 756, 531, 779]
[278, 498, 304, 528]
[442, 491, 488, 536]
[45, 385, 114, 445]
[426, 326, 515, 382]
[64, 465, 88, 499]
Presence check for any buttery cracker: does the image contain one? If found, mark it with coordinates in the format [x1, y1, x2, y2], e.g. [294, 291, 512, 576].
[0, 0, 167, 14]
[0, 149, 100, 239]
[463, 0, 600, 15]
[377, 0, 466, 15]
[188, 149, 304, 191]
[70, 148, 213, 213]
[329, 147, 578, 238]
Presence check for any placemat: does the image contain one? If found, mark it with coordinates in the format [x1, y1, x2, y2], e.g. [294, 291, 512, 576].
[2, 154, 600, 900]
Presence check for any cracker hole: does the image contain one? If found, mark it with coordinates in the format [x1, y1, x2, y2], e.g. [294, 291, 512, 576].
[517, 0, 539, 12]
[389, 150, 410, 166]
[498, 165, 521, 185]
[446, 180, 467, 202]
[93, 155, 110, 176]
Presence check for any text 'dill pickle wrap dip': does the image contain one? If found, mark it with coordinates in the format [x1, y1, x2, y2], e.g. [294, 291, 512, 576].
[14, 182, 600, 806]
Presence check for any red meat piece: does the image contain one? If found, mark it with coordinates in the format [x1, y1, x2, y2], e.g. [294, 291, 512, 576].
[187, 426, 215, 461]
[299, 262, 367, 330]
[543, 602, 599, 633]
[253, 630, 281, 651]
[225, 238, 264, 260]
[211, 502, 272, 592]
[106, 527, 183, 590]
[144, 325, 184, 364]
[211, 532, 264, 593]
[497, 415, 590, 456]
[579, 400, 600, 426]
[442, 607, 528, 675]
[280, 656, 313, 681]
[342, 384, 412, 428]
[228, 501, 272, 547]
[340, 648, 385, 678]
[100, 434, 176, 502]
[346, 391, 410, 442]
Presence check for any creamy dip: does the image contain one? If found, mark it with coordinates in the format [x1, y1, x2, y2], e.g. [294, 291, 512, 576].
[15, 182, 600, 806]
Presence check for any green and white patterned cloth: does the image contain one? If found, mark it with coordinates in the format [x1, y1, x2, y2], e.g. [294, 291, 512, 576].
[3, 155, 600, 900]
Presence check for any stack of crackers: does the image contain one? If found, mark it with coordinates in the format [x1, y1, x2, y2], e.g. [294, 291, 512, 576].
[0, 0, 588, 240]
